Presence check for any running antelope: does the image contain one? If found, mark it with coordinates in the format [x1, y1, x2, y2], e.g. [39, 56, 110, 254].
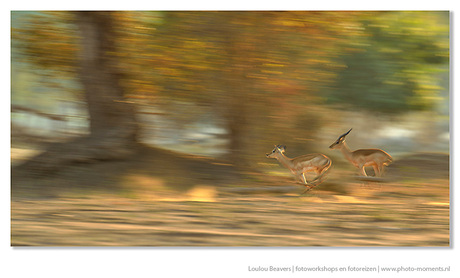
[329, 128, 392, 177]
[266, 145, 331, 192]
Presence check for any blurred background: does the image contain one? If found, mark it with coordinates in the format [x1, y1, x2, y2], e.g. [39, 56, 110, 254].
[11, 11, 450, 246]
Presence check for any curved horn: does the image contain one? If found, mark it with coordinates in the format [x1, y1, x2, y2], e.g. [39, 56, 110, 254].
[340, 128, 352, 138]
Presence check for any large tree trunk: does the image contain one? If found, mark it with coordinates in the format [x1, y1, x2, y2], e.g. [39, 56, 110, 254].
[220, 12, 256, 167]
[14, 12, 138, 175]
[226, 93, 249, 165]
[75, 12, 137, 138]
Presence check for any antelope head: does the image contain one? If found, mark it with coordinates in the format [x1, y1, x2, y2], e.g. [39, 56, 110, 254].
[329, 128, 352, 149]
[266, 144, 286, 158]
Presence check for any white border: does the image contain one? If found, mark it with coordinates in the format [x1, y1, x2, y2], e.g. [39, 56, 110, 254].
[4, 2, 458, 277]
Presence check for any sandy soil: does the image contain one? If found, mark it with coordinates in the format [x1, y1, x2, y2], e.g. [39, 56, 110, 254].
[11, 145, 450, 246]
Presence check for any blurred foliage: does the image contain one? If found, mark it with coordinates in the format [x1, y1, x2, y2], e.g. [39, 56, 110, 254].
[12, 12, 80, 96]
[326, 11, 449, 113]
[11, 11, 449, 163]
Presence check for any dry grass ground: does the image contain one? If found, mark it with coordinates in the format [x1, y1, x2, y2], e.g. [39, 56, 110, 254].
[11, 142, 449, 246]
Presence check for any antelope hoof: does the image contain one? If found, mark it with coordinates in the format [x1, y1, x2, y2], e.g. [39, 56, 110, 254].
[300, 186, 313, 195]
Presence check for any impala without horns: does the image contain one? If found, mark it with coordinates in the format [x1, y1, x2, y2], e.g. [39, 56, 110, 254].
[266, 144, 331, 193]
[329, 128, 392, 177]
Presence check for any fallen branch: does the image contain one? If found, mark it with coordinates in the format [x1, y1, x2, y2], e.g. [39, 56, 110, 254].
[12, 105, 66, 121]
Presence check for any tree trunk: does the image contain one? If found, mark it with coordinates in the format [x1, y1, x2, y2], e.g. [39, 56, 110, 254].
[220, 13, 256, 167]
[226, 96, 248, 165]
[14, 12, 138, 175]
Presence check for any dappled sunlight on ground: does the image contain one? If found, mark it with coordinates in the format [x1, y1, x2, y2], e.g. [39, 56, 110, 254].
[333, 195, 370, 204]
[121, 174, 217, 202]
[185, 186, 217, 202]
[11, 178, 449, 246]
[11, 147, 449, 246]
[11, 147, 44, 166]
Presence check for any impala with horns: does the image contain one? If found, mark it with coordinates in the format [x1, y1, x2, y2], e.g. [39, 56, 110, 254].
[266, 145, 332, 192]
[329, 128, 392, 177]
